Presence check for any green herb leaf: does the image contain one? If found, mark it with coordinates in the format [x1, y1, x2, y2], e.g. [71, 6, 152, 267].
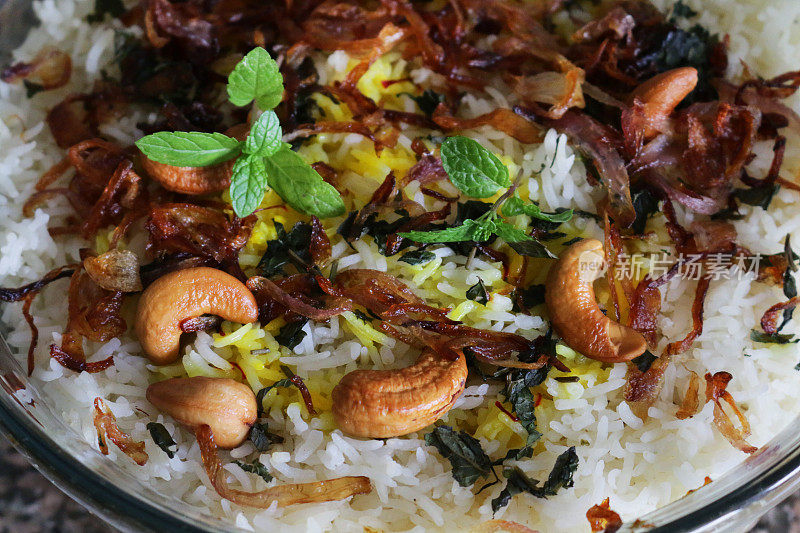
[500, 364, 550, 461]
[234, 459, 273, 484]
[493, 221, 555, 258]
[146, 422, 177, 459]
[440, 136, 510, 198]
[135, 131, 242, 167]
[353, 309, 374, 322]
[407, 89, 445, 116]
[227, 47, 284, 110]
[670, 0, 699, 21]
[248, 422, 285, 452]
[87, 0, 125, 23]
[515, 284, 545, 310]
[424, 425, 494, 487]
[750, 330, 798, 344]
[256, 221, 312, 277]
[264, 147, 345, 218]
[398, 249, 436, 265]
[244, 110, 283, 157]
[501, 196, 573, 223]
[491, 447, 578, 512]
[735, 186, 780, 210]
[230, 155, 268, 218]
[23, 80, 44, 98]
[632, 350, 658, 373]
[275, 318, 309, 349]
[401, 219, 494, 244]
[466, 278, 490, 305]
[631, 189, 660, 235]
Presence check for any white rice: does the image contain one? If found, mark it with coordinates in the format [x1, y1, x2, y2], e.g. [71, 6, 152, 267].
[2, 1, 800, 532]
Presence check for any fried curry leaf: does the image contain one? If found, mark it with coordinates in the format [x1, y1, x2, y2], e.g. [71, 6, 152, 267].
[491, 447, 579, 512]
[518, 284, 546, 309]
[256, 221, 312, 277]
[632, 350, 658, 373]
[23, 80, 44, 98]
[146, 422, 177, 459]
[87, 0, 126, 23]
[631, 189, 660, 235]
[780, 236, 798, 331]
[248, 422, 285, 452]
[670, 0, 698, 20]
[398, 249, 436, 265]
[275, 318, 309, 349]
[407, 89, 446, 116]
[234, 459, 274, 484]
[750, 330, 798, 344]
[466, 278, 490, 305]
[256, 379, 293, 414]
[424, 425, 494, 487]
[735, 186, 780, 211]
[500, 364, 550, 460]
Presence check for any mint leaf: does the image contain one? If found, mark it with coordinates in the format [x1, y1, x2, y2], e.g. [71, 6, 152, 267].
[501, 196, 573, 223]
[494, 221, 555, 258]
[227, 47, 284, 110]
[400, 219, 493, 244]
[440, 136, 510, 198]
[230, 155, 268, 217]
[136, 131, 242, 167]
[492, 220, 532, 243]
[264, 147, 345, 218]
[245, 110, 283, 157]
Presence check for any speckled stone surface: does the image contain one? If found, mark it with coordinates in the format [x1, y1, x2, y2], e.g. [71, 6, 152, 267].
[0, 434, 795, 532]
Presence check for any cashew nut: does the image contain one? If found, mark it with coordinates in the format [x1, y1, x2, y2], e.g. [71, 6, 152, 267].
[631, 67, 698, 139]
[146, 376, 257, 449]
[331, 350, 468, 438]
[545, 239, 647, 363]
[135, 267, 258, 365]
[140, 124, 249, 195]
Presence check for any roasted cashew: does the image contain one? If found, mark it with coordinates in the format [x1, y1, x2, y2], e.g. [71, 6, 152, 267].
[147, 376, 257, 449]
[631, 67, 698, 139]
[135, 267, 258, 365]
[331, 350, 468, 438]
[545, 239, 647, 363]
[140, 124, 248, 195]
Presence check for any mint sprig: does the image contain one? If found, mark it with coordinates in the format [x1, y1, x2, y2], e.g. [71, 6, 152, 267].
[400, 165, 563, 259]
[134, 47, 344, 219]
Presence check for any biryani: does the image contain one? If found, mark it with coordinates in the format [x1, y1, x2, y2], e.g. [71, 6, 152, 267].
[1, 0, 800, 531]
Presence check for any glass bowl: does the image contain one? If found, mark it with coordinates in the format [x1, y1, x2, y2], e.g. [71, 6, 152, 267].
[1, 0, 800, 531]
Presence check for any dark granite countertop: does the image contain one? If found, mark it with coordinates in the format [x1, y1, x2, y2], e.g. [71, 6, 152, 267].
[0, 435, 795, 532]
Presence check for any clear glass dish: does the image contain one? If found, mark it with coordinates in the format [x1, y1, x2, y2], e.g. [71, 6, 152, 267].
[1, 0, 800, 531]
